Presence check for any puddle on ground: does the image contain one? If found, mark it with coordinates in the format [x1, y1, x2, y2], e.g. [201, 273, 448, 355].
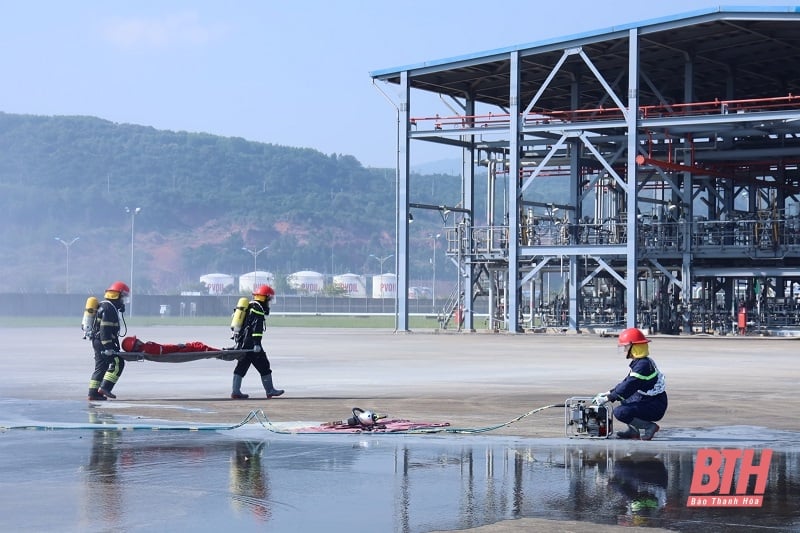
[1, 402, 798, 532]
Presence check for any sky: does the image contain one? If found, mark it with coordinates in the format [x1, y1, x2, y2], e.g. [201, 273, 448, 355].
[0, 1, 792, 168]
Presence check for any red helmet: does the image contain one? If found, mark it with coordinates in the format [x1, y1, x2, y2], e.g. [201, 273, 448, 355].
[121, 336, 138, 352]
[618, 327, 650, 346]
[106, 281, 130, 296]
[253, 284, 275, 297]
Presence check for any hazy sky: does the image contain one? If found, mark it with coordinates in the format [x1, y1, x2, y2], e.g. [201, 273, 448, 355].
[0, 1, 788, 168]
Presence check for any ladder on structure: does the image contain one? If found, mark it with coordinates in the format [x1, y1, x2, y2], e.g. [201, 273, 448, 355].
[437, 263, 491, 330]
[437, 286, 462, 330]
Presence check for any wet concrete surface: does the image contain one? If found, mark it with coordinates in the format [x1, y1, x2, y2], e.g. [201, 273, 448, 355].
[1, 326, 799, 532]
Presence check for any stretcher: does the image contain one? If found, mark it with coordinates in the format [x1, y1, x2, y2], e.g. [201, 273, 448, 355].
[116, 349, 250, 363]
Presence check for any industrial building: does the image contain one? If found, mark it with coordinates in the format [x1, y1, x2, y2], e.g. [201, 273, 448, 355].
[370, 6, 800, 335]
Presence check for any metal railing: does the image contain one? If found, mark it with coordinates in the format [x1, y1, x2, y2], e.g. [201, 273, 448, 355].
[444, 216, 800, 255]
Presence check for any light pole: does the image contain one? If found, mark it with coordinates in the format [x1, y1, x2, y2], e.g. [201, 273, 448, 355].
[54, 237, 79, 293]
[370, 254, 394, 312]
[429, 233, 441, 313]
[125, 207, 142, 316]
[242, 246, 269, 289]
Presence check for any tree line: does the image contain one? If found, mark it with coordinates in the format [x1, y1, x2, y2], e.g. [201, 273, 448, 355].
[0, 112, 464, 294]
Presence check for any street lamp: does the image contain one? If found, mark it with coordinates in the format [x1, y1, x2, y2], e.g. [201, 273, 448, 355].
[429, 233, 441, 313]
[125, 207, 142, 316]
[54, 237, 79, 293]
[242, 246, 269, 289]
[370, 254, 394, 311]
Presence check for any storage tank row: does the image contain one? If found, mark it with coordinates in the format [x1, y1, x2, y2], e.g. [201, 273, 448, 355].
[200, 271, 396, 298]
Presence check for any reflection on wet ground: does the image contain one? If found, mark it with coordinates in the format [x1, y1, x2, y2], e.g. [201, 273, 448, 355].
[1, 403, 798, 532]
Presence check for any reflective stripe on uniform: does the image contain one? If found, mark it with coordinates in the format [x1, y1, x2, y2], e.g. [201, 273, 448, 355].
[629, 369, 658, 381]
[250, 304, 265, 339]
[632, 361, 666, 396]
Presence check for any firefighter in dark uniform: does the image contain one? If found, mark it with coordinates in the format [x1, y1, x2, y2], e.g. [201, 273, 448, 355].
[594, 328, 667, 440]
[230, 284, 285, 399]
[88, 281, 129, 401]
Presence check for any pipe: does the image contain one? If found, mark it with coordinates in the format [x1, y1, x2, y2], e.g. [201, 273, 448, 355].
[409, 95, 800, 127]
[635, 155, 728, 178]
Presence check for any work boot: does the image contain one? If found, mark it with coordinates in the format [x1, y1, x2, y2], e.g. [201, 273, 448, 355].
[261, 374, 284, 398]
[231, 374, 249, 399]
[616, 425, 640, 440]
[631, 418, 660, 441]
[98, 380, 117, 399]
[88, 389, 107, 401]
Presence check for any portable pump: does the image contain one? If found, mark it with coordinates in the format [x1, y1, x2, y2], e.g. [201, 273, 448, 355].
[565, 397, 613, 438]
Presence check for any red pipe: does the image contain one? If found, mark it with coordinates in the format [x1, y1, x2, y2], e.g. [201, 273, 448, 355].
[635, 155, 728, 178]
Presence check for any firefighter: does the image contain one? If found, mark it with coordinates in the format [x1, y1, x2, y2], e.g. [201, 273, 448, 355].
[88, 281, 129, 401]
[230, 284, 285, 399]
[594, 328, 667, 440]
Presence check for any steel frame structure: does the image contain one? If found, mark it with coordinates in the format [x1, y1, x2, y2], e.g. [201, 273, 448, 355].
[371, 7, 800, 334]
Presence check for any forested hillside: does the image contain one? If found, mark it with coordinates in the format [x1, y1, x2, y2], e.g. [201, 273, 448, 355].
[0, 112, 463, 294]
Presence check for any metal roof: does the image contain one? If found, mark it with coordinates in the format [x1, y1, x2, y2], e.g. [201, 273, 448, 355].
[370, 6, 800, 112]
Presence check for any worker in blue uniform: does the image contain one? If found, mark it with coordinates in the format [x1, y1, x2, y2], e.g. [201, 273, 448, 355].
[594, 328, 667, 440]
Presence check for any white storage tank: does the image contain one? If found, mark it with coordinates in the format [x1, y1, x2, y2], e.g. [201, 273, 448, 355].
[239, 271, 276, 293]
[199, 273, 234, 295]
[372, 273, 397, 298]
[288, 270, 325, 295]
[333, 273, 367, 297]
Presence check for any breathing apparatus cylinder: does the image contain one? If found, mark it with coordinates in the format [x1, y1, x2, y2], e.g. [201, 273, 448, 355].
[230, 297, 250, 339]
[81, 296, 99, 339]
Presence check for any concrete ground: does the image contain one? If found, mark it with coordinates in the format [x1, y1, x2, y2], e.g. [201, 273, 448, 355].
[3, 325, 798, 532]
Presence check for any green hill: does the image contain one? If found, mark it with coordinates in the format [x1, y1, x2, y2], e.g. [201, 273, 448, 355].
[0, 112, 462, 294]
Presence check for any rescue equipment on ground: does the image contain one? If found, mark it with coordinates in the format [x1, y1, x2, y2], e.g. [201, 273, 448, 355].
[309, 401, 567, 434]
[565, 396, 614, 438]
[3, 403, 570, 435]
[81, 296, 99, 339]
[230, 297, 250, 340]
[324, 407, 387, 429]
[347, 407, 384, 427]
